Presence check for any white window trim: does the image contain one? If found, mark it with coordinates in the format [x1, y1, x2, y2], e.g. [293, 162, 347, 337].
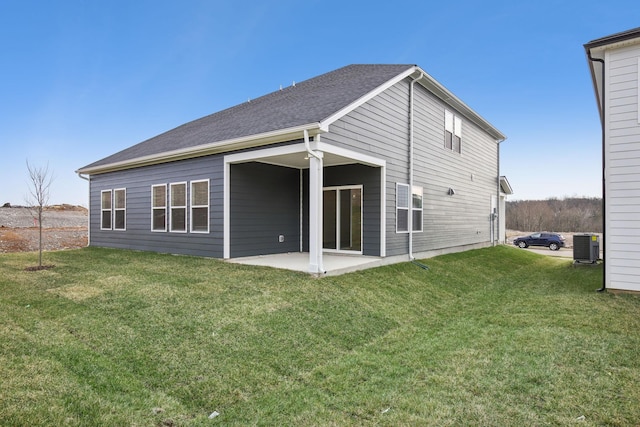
[444, 109, 462, 153]
[100, 189, 112, 231]
[190, 179, 210, 233]
[151, 184, 167, 232]
[113, 188, 126, 231]
[169, 182, 188, 233]
[396, 183, 410, 233]
[412, 185, 423, 233]
[396, 183, 423, 233]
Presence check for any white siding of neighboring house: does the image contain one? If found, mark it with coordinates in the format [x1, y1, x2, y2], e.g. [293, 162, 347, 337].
[606, 43, 640, 291]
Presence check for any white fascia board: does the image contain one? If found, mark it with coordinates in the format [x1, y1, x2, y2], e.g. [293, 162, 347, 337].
[500, 176, 514, 195]
[77, 123, 323, 175]
[314, 141, 386, 167]
[224, 140, 386, 168]
[224, 142, 308, 164]
[319, 66, 419, 131]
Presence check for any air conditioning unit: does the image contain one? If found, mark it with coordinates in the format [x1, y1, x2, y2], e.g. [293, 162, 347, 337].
[573, 234, 600, 263]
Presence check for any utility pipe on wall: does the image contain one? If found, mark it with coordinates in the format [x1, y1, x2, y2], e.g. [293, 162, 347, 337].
[587, 50, 607, 292]
[408, 72, 424, 260]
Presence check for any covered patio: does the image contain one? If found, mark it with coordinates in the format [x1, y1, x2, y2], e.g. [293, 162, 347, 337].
[223, 136, 387, 274]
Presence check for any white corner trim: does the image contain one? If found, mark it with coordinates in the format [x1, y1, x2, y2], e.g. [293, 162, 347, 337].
[223, 161, 231, 259]
[380, 164, 387, 257]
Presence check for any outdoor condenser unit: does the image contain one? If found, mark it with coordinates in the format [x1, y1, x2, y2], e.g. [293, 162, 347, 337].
[573, 234, 600, 263]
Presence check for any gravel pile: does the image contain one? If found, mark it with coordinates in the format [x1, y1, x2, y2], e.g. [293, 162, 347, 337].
[0, 207, 87, 228]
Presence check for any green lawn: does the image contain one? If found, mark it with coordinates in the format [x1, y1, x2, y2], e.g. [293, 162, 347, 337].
[1, 246, 638, 426]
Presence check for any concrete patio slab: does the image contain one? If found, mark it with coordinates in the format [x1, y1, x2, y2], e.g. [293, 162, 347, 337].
[227, 252, 387, 276]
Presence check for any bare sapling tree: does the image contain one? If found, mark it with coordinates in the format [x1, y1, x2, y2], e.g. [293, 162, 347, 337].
[25, 160, 54, 268]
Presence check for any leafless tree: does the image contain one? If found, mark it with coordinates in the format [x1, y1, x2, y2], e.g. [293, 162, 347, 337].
[506, 197, 602, 233]
[25, 161, 54, 268]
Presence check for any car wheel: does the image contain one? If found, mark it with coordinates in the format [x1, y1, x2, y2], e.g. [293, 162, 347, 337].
[549, 242, 559, 251]
[518, 241, 528, 248]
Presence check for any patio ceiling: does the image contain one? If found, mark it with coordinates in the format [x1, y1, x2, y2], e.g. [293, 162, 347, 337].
[252, 150, 358, 169]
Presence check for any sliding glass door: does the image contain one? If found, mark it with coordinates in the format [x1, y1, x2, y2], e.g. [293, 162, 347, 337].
[323, 186, 362, 253]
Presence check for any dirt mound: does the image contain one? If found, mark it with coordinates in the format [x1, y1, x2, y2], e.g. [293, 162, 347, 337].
[0, 206, 88, 253]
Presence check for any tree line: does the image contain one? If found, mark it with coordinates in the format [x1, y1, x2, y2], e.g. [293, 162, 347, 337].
[506, 197, 602, 233]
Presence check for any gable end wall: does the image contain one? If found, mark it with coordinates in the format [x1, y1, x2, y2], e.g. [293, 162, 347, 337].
[323, 78, 499, 257]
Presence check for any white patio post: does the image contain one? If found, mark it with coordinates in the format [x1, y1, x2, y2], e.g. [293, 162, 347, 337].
[308, 151, 324, 274]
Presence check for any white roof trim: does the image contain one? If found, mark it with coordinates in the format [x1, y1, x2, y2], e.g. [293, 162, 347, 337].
[76, 123, 323, 175]
[500, 176, 514, 195]
[319, 66, 419, 131]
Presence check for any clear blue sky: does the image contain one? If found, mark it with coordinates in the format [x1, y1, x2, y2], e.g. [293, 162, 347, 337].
[1, 0, 638, 206]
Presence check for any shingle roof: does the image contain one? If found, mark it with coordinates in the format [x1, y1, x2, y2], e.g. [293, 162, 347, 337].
[80, 64, 416, 171]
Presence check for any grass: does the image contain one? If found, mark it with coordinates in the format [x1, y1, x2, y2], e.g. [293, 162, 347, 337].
[1, 246, 639, 426]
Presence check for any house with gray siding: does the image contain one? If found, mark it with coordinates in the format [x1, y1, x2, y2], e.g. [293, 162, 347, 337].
[77, 64, 506, 274]
[585, 29, 640, 292]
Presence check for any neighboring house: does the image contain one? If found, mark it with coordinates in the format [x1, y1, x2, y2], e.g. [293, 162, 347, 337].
[585, 28, 640, 292]
[77, 64, 506, 274]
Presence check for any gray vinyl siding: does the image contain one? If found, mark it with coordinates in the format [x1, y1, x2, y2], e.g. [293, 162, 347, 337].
[87, 74, 500, 263]
[89, 155, 224, 257]
[606, 44, 640, 291]
[323, 77, 499, 257]
[229, 162, 301, 257]
[323, 82, 410, 256]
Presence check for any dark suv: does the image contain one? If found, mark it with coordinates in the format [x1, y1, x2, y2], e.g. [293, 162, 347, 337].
[513, 232, 565, 251]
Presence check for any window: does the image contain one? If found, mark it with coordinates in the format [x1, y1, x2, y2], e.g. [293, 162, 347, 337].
[152, 184, 167, 231]
[113, 189, 126, 230]
[396, 183, 409, 232]
[445, 109, 462, 153]
[396, 183, 423, 233]
[170, 182, 187, 232]
[412, 186, 423, 232]
[190, 180, 209, 233]
[101, 190, 112, 230]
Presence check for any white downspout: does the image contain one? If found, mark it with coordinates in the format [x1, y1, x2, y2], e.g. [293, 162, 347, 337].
[409, 72, 424, 260]
[76, 172, 91, 247]
[304, 129, 325, 274]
